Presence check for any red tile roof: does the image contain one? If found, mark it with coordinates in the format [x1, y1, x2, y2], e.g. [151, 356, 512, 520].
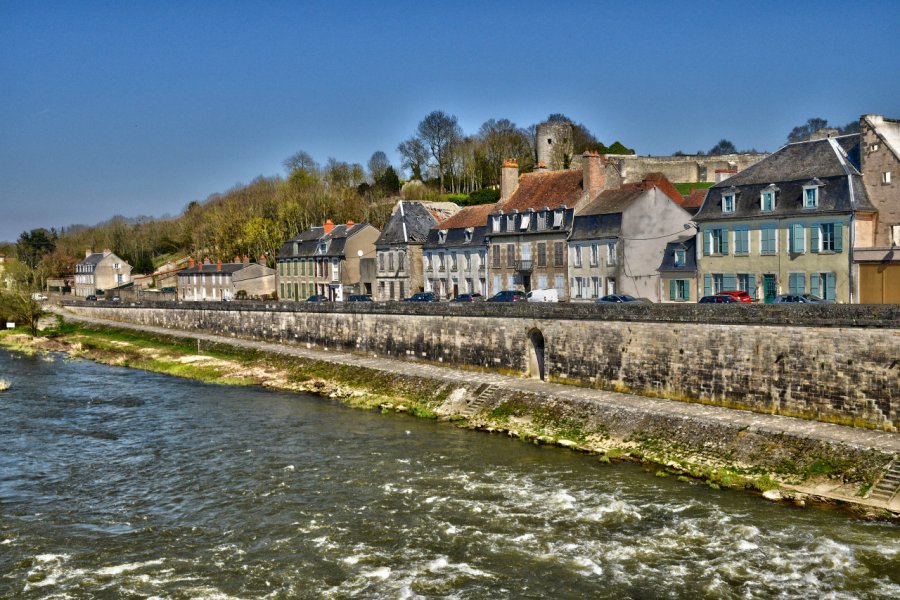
[433, 203, 498, 229]
[497, 170, 584, 212]
[681, 188, 708, 209]
[578, 173, 686, 215]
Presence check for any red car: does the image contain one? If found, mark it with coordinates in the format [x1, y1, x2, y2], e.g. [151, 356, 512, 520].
[716, 290, 753, 303]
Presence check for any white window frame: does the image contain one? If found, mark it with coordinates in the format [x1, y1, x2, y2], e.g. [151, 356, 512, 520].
[760, 191, 775, 212]
[722, 193, 735, 213]
[883, 171, 892, 184]
[673, 249, 686, 267]
[802, 186, 819, 209]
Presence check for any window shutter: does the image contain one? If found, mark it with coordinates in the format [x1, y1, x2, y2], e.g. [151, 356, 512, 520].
[810, 273, 820, 297]
[834, 223, 843, 252]
[810, 224, 819, 253]
[669, 279, 676, 301]
[791, 224, 804, 253]
[703, 231, 711, 256]
[748, 274, 757, 300]
[723, 273, 737, 291]
[721, 229, 729, 255]
[703, 274, 711, 296]
[826, 272, 837, 301]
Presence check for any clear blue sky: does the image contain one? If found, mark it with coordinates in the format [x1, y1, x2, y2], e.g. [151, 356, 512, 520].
[2, 0, 898, 243]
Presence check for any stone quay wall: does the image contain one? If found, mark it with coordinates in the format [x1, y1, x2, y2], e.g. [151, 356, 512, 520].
[64, 301, 900, 430]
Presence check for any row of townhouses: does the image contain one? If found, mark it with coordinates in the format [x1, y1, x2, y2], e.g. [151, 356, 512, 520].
[75, 114, 896, 305]
[266, 114, 898, 304]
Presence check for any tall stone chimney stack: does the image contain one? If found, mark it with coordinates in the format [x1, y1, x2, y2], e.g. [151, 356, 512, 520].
[582, 150, 606, 201]
[500, 159, 519, 203]
[324, 219, 335, 234]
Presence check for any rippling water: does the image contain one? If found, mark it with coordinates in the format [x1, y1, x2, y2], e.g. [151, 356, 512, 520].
[0, 348, 898, 599]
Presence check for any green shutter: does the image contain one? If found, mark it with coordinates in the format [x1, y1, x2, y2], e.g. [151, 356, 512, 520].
[790, 224, 803, 253]
[834, 223, 843, 252]
[810, 224, 819, 254]
[721, 229, 729, 255]
[703, 230, 711, 256]
[748, 274, 757, 300]
[669, 279, 676, 301]
[825, 273, 837, 301]
[810, 273, 820, 297]
[703, 274, 711, 296]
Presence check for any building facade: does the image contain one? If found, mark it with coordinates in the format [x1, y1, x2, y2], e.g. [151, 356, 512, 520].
[74, 249, 132, 297]
[658, 236, 698, 303]
[422, 203, 493, 298]
[694, 135, 874, 303]
[177, 260, 275, 301]
[276, 220, 380, 301]
[375, 201, 459, 300]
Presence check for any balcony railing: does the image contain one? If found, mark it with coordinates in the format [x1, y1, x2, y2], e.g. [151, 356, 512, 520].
[515, 260, 533, 272]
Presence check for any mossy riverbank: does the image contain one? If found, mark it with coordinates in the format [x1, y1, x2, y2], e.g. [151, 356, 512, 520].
[1, 319, 896, 519]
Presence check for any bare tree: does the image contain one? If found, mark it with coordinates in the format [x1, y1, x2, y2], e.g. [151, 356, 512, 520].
[416, 110, 462, 191]
[283, 150, 318, 175]
[397, 136, 429, 181]
[367, 151, 391, 182]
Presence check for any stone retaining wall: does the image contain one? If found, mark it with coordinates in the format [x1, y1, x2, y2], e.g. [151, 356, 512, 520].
[64, 301, 900, 430]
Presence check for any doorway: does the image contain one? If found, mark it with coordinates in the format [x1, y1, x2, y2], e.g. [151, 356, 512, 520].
[526, 328, 545, 380]
[763, 274, 777, 304]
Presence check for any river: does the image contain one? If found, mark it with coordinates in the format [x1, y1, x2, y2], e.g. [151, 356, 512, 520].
[0, 348, 897, 599]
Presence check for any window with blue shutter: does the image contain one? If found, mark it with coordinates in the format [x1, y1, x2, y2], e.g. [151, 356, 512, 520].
[720, 229, 729, 255]
[790, 224, 805, 254]
[788, 273, 805, 294]
[810, 273, 821, 297]
[669, 279, 676, 301]
[833, 223, 843, 252]
[761, 226, 777, 254]
[748, 274, 757, 300]
[703, 274, 711, 296]
[723, 273, 737, 291]
[734, 228, 749, 255]
[703, 230, 711, 256]
[810, 224, 820, 253]
[825, 272, 837, 301]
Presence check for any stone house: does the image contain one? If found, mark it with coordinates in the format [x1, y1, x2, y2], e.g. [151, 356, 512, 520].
[487, 153, 620, 298]
[74, 249, 132, 297]
[694, 134, 874, 303]
[856, 114, 900, 303]
[422, 203, 494, 298]
[177, 259, 275, 301]
[657, 236, 698, 303]
[375, 201, 460, 300]
[568, 175, 693, 301]
[276, 220, 380, 301]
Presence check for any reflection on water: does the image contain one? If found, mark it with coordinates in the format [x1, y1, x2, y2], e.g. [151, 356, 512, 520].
[0, 349, 897, 598]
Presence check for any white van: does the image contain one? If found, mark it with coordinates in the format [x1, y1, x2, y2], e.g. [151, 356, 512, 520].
[526, 289, 559, 303]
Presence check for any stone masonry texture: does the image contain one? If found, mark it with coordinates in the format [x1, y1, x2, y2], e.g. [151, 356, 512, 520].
[65, 301, 900, 430]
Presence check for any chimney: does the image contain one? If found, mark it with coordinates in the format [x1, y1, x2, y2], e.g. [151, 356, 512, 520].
[582, 150, 606, 200]
[259, 254, 266, 265]
[243, 255, 249, 264]
[216, 259, 222, 271]
[346, 219, 355, 229]
[500, 158, 519, 203]
[188, 258, 195, 268]
[85, 248, 93, 258]
[234, 255, 240, 263]
[534, 161, 548, 172]
[103, 248, 112, 257]
[324, 219, 335, 234]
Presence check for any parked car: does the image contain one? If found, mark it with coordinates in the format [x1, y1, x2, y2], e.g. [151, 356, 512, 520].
[526, 289, 559, 303]
[85, 295, 98, 301]
[716, 290, 753, 303]
[31, 293, 48, 301]
[450, 293, 483, 303]
[595, 294, 645, 304]
[698, 295, 739, 303]
[306, 295, 330, 302]
[108, 295, 122, 303]
[773, 294, 830, 304]
[347, 294, 373, 302]
[486, 290, 527, 302]
[404, 292, 437, 302]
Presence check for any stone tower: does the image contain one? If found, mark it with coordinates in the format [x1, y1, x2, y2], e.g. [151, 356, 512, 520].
[536, 121, 574, 169]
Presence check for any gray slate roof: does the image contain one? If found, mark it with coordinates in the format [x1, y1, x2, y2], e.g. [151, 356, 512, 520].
[278, 223, 373, 259]
[694, 135, 874, 221]
[658, 235, 698, 272]
[423, 226, 488, 249]
[376, 202, 445, 246]
[569, 213, 623, 242]
[177, 263, 250, 276]
[79, 253, 109, 266]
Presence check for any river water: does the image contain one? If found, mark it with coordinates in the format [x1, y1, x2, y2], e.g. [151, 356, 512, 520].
[0, 349, 897, 599]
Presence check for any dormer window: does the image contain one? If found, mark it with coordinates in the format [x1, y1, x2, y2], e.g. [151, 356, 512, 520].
[552, 209, 564, 228]
[760, 184, 778, 212]
[537, 213, 547, 230]
[722, 193, 735, 213]
[506, 215, 516, 232]
[438, 230, 447, 244]
[803, 179, 823, 208]
[674, 249, 686, 267]
[520, 213, 531, 230]
[464, 228, 473, 243]
[491, 216, 501, 232]
[317, 242, 328, 254]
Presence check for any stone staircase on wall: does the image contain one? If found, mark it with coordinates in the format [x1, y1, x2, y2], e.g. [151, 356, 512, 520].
[461, 384, 500, 418]
[869, 460, 900, 505]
